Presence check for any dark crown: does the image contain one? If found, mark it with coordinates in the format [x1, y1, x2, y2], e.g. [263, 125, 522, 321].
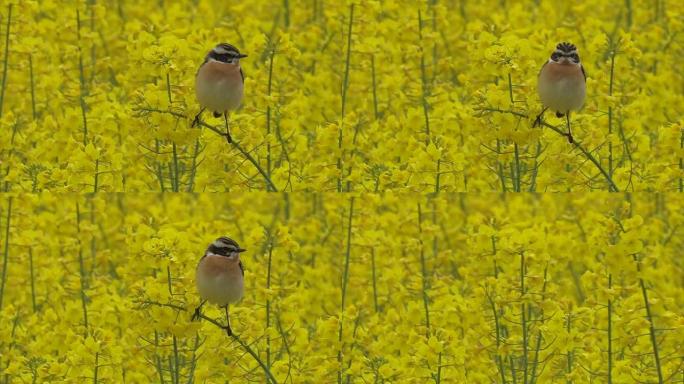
[556, 42, 577, 52]
[206, 236, 241, 256]
[215, 236, 239, 248]
[213, 43, 241, 55]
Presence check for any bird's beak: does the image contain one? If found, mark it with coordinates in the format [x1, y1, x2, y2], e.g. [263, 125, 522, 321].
[238, 54, 248, 59]
[237, 248, 247, 253]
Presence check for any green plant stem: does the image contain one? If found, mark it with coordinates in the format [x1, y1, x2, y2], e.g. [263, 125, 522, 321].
[529, 331, 542, 384]
[266, 47, 275, 188]
[635, 256, 663, 383]
[418, 10, 431, 145]
[520, 252, 528, 384]
[93, 351, 99, 384]
[0, 4, 11, 119]
[417, 203, 431, 338]
[608, 274, 612, 384]
[488, 293, 507, 384]
[434, 158, 441, 193]
[166, 74, 181, 192]
[371, 55, 379, 119]
[566, 313, 573, 383]
[679, 131, 683, 192]
[77, 10, 89, 146]
[186, 138, 201, 192]
[513, 143, 521, 192]
[137, 108, 278, 191]
[528, 141, 542, 192]
[608, 51, 616, 180]
[338, 197, 355, 384]
[29, 54, 36, 119]
[166, 357, 173, 384]
[172, 335, 179, 384]
[479, 108, 619, 191]
[496, 140, 508, 191]
[155, 139, 165, 192]
[139, 301, 278, 384]
[165, 267, 180, 384]
[266, 242, 273, 375]
[371, 248, 378, 312]
[337, 4, 354, 192]
[154, 331, 165, 384]
[76, 202, 89, 337]
[186, 333, 201, 384]
[172, 142, 179, 192]
[93, 158, 99, 193]
[29, 247, 36, 312]
[283, 0, 290, 27]
[509, 355, 517, 384]
[0, 197, 11, 311]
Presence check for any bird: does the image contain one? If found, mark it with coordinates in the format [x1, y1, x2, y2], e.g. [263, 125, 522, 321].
[192, 43, 248, 143]
[192, 236, 246, 336]
[534, 42, 586, 143]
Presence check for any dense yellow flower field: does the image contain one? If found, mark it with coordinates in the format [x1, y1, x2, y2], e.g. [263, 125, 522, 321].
[0, 1, 683, 384]
[1, 193, 683, 382]
[0, 0, 681, 191]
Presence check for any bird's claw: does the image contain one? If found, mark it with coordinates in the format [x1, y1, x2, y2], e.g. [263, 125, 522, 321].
[191, 116, 201, 128]
[532, 115, 542, 128]
[191, 307, 202, 322]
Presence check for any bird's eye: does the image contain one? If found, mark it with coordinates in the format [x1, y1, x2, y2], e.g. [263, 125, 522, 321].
[572, 53, 579, 62]
[551, 52, 560, 61]
[213, 246, 230, 255]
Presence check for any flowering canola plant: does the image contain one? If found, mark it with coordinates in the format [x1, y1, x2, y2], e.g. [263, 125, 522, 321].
[0, 1, 683, 384]
[1, 193, 683, 382]
[0, 0, 682, 192]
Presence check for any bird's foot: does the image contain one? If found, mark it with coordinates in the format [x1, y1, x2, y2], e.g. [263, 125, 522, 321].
[532, 114, 543, 128]
[223, 325, 233, 336]
[191, 306, 202, 322]
[224, 132, 233, 144]
[555, 111, 565, 118]
[191, 114, 202, 128]
[566, 133, 574, 144]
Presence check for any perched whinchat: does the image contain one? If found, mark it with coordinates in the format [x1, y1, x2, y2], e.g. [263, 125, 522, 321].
[534, 42, 586, 143]
[192, 236, 246, 336]
[192, 43, 247, 143]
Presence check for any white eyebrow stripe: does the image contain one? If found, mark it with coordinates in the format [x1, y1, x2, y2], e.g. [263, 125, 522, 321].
[214, 47, 239, 56]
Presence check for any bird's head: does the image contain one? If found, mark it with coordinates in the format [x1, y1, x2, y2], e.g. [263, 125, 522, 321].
[206, 43, 248, 65]
[206, 236, 246, 260]
[549, 42, 580, 65]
